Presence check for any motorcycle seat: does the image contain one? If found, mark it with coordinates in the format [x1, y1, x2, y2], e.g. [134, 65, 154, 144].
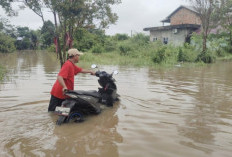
[73, 90, 101, 98]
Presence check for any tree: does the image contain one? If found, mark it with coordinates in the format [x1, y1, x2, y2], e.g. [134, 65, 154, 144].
[113, 34, 129, 41]
[41, 20, 55, 48]
[0, 17, 16, 53]
[1, 0, 121, 66]
[0, 0, 44, 23]
[30, 30, 39, 49]
[0, 33, 16, 53]
[189, 0, 216, 52]
[24, 0, 45, 23]
[42, 0, 121, 66]
[74, 28, 101, 52]
[0, 17, 16, 37]
[15, 26, 39, 50]
[17, 27, 30, 38]
[215, 0, 232, 50]
[0, 1, 18, 16]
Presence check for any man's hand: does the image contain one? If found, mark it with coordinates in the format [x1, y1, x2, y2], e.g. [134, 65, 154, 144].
[62, 87, 68, 95]
[90, 71, 96, 75]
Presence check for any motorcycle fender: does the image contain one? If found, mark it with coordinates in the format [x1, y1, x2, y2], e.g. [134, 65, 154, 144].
[61, 99, 76, 109]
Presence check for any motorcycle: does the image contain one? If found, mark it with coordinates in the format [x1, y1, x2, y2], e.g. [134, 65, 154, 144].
[55, 64, 119, 125]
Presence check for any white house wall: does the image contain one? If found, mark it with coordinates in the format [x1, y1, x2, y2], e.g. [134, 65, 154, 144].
[150, 28, 190, 46]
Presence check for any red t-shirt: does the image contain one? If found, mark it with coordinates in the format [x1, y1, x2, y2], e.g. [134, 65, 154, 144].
[51, 60, 82, 99]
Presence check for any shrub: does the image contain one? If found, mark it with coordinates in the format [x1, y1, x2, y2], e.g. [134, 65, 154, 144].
[119, 43, 133, 55]
[114, 34, 129, 41]
[131, 33, 149, 46]
[47, 44, 56, 52]
[91, 44, 104, 53]
[178, 44, 198, 62]
[152, 46, 167, 63]
[0, 33, 16, 53]
[74, 28, 104, 52]
[225, 45, 232, 54]
[151, 43, 180, 64]
[208, 37, 228, 57]
[0, 65, 6, 80]
[196, 51, 216, 63]
[191, 33, 202, 50]
[15, 38, 31, 50]
[104, 39, 117, 52]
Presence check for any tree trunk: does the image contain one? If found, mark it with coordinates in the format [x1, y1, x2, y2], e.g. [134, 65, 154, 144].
[202, 33, 207, 52]
[62, 19, 67, 64]
[41, 15, 45, 24]
[53, 11, 64, 67]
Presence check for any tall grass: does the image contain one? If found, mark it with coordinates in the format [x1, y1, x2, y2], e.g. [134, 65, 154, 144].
[48, 32, 232, 67]
[0, 65, 6, 81]
[79, 51, 155, 68]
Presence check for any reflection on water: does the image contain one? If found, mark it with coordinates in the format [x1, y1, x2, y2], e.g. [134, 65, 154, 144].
[0, 51, 232, 157]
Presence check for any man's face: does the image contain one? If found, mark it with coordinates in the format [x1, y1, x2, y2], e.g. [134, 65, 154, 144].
[74, 54, 80, 63]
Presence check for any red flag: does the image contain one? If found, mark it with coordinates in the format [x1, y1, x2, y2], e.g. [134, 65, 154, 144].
[65, 32, 73, 48]
[54, 37, 58, 53]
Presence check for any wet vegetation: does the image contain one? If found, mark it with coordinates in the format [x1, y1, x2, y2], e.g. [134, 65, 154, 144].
[1, 0, 232, 80]
[0, 65, 6, 81]
[77, 31, 232, 67]
[0, 26, 232, 80]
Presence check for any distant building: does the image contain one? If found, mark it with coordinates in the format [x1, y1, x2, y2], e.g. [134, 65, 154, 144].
[143, 5, 201, 46]
[17, 37, 24, 41]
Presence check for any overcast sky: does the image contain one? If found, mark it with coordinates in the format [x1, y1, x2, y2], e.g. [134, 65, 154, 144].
[0, 0, 189, 35]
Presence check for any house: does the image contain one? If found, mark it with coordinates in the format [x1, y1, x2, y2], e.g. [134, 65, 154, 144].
[143, 5, 201, 46]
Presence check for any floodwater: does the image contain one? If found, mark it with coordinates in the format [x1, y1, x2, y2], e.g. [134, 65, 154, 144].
[0, 51, 232, 157]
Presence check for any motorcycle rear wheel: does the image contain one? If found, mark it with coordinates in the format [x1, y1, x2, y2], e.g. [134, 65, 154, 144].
[68, 112, 84, 123]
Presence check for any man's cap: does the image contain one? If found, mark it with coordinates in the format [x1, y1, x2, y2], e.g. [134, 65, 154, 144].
[67, 48, 84, 57]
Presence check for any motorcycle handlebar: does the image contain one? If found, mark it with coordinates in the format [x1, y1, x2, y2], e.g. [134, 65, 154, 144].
[63, 89, 71, 94]
[95, 71, 112, 78]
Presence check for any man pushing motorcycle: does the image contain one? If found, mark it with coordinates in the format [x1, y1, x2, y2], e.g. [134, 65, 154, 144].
[48, 48, 95, 112]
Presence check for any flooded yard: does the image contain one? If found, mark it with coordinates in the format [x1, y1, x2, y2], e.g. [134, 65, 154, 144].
[0, 51, 232, 157]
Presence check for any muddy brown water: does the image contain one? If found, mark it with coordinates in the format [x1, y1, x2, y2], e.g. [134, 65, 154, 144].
[0, 51, 231, 157]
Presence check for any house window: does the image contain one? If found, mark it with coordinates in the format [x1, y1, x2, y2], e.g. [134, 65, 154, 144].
[163, 37, 168, 44]
[153, 37, 157, 42]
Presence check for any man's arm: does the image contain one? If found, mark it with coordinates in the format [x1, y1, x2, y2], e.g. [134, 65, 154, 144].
[57, 75, 67, 92]
[80, 69, 95, 75]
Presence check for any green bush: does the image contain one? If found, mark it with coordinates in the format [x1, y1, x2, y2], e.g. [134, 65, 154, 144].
[151, 43, 179, 64]
[41, 20, 55, 48]
[119, 43, 133, 55]
[178, 44, 198, 62]
[74, 28, 103, 52]
[152, 46, 167, 63]
[91, 44, 104, 53]
[196, 51, 216, 63]
[191, 33, 202, 51]
[0, 65, 6, 80]
[15, 38, 31, 50]
[47, 44, 56, 52]
[131, 33, 149, 46]
[0, 33, 16, 53]
[225, 45, 232, 54]
[208, 37, 228, 57]
[104, 39, 117, 52]
[215, 48, 226, 57]
[178, 48, 185, 62]
[114, 34, 129, 41]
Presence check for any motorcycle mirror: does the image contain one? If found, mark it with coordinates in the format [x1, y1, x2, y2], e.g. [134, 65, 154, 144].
[113, 70, 119, 75]
[91, 64, 97, 69]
